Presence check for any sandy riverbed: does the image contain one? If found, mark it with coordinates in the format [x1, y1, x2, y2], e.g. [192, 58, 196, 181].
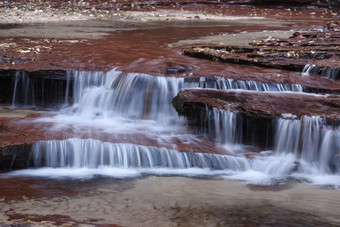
[0, 176, 340, 226]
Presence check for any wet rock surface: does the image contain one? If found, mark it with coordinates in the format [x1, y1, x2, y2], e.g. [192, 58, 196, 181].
[184, 21, 340, 80]
[173, 89, 340, 122]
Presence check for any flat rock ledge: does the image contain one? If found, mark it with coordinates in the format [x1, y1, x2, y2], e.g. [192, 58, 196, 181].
[173, 89, 340, 123]
[184, 21, 340, 80]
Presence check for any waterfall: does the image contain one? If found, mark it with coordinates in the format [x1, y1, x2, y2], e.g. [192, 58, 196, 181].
[64, 70, 192, 120]
[62, 69, 304, 121]
[28, 138, 298, 184]
[302, 64, 340, 81]
[11, 71, 35, 108]
[274, 115, 340, 174]
[206, 108, 241, 145]
[199, 77, 303, 92]
[32, 138, 247, 170]
[11, 69, 339, 185]
[8, 69, 304, 109]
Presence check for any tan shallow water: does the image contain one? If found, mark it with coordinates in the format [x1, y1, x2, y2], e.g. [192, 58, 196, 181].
[1, 176, 340, 226]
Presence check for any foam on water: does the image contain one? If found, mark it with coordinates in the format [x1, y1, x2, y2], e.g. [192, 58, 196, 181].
[5, 167, 142, 179]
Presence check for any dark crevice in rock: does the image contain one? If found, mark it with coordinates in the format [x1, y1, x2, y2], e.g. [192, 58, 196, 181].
[0, 144, 33, 171]
[0, 69, 72, 109]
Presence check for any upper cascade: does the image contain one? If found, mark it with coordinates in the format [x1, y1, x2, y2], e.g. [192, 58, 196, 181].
[66, 69, 191, 120]
[9, 69, 304, 109]
[62, 69, 304, 121]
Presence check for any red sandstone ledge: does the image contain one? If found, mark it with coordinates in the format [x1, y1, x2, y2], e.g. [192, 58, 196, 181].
[173, 89, 340, 123]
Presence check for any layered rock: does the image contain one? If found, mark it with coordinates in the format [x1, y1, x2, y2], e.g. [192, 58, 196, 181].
[173, 89, 340, 121]
[184, 21, 340, 80]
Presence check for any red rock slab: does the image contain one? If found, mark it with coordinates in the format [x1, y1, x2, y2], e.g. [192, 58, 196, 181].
[173, 89, 340, 122]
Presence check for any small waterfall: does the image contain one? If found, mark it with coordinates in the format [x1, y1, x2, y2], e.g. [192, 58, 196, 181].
[8, 69, 304, 109]
[200, 77, 303, 92]
[302, 64, 317, 76]
[65, 69, 192, 120]
[62, 69, 304, 122]
[302, 64, 340, 80]
[274, 115, 340, 174]
[32, 138, 247, 170]
[11, 71, 35, 108]
[9, 71, 70, 109]
[204, 107, 275, 149]
[206, 108, 241, 145]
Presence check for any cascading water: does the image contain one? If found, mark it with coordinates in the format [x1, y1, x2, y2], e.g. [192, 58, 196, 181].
[274, 115, 340, 174]
[9, 111, 340, 186]
[302, 64, 340, 81]
[11, 71, 35, 108]
[192, 107, 340, 185]
[66, 70, 191, 120]
[10, 71, 70, 108]
[9, 68, 304, 109]
[62, 69, 303, 121]
[205, 108, 241, 145]
[200, 77, 303, 92]
[32, 138, 247, 170]
[8, 68, 339, 186]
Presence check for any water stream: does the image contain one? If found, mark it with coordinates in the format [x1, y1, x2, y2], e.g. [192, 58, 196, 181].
[5, 68, 340, 186]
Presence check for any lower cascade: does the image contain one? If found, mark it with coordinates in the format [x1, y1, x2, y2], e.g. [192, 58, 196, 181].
[26, 117, 340, 185]
[32, 138, 246, 170]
